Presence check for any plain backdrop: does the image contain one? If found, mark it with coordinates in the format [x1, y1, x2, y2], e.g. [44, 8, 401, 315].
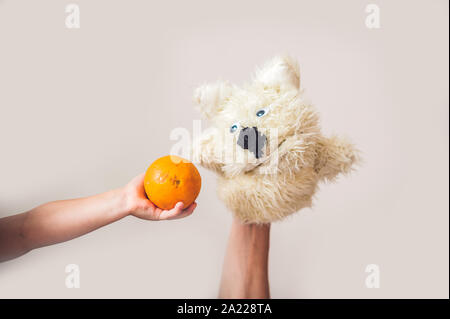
[0, 0, 448, 298]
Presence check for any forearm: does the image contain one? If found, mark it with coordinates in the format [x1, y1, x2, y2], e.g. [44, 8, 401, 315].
[219, 219, 270, 299]
[0, 172, 197, 263]
[0, 188, 128, 262]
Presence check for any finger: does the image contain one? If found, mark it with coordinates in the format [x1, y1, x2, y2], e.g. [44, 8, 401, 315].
[177, 202, 197, 219]
[158, 202, 186, 220]
[154, 207, 164, 219]
[166, 202, 197, 220]
[174, 201, 185, 213]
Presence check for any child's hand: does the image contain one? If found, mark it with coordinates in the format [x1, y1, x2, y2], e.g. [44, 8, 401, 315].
[123, 174, 197, 221]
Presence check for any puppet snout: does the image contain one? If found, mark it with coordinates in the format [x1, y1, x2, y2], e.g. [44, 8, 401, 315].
[237, 126, 266, 159]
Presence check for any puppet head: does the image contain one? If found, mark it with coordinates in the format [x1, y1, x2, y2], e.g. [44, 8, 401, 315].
[193, 56, 359, 223]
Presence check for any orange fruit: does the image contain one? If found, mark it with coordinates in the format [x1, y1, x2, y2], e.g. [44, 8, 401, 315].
[144, 155, 201, 210]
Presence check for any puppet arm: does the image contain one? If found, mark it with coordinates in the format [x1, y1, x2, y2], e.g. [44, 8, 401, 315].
[314, 135, 360, 181]
[192, 128, 226, 175]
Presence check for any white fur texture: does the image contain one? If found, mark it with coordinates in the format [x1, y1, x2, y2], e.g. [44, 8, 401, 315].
[193, 56, 360, 223]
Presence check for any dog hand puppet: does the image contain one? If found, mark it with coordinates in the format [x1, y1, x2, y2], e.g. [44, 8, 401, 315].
[193, 56, 359, 223]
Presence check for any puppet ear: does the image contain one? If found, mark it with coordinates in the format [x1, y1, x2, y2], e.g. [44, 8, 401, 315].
[194, 81, 234, 120]
[253, 56, 300, 91]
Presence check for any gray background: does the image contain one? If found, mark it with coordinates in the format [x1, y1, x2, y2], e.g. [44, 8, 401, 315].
[0, 0, 448, 298]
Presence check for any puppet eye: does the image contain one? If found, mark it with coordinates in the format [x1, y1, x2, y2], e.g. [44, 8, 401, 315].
[230, 123, 239, 133]
[256, 108, 269, 117]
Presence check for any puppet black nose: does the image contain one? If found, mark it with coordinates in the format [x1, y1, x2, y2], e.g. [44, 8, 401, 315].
[237, 127, 266, 159]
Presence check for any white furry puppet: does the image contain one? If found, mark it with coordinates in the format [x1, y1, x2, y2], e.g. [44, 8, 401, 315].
[193, 56, 359, 223]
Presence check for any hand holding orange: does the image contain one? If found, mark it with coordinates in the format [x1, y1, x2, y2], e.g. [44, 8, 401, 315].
[144, 155, 202, 210]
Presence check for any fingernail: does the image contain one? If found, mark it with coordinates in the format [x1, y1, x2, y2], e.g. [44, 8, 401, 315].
[176, 202, 184, 209]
